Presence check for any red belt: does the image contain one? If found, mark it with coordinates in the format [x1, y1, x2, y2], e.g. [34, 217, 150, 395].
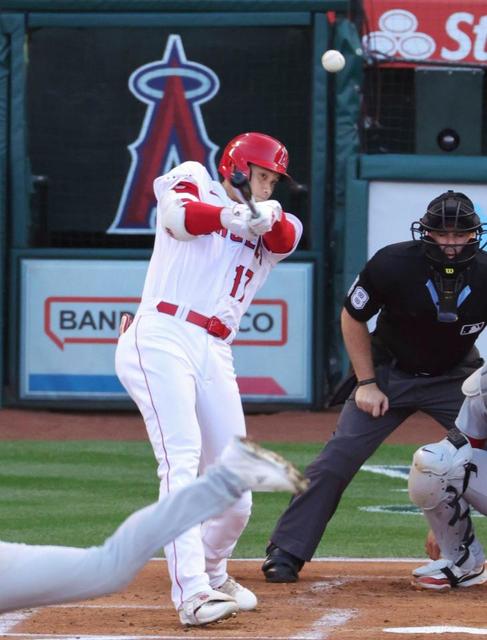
[156, 301, 231, 340]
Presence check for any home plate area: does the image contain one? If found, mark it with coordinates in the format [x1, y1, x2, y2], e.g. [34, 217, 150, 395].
[2, 560, 487, 639]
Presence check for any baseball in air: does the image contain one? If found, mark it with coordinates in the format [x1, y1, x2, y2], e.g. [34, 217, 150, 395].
[321, 49, 346, 73]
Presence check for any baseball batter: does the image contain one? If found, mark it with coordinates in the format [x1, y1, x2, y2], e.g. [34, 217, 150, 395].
[0, 438, 307, 616]
[115, 132, 302, 625]
[409, 364, 487, 590]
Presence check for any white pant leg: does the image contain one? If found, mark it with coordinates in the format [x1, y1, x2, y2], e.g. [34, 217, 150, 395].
[196, 339, 252, 588]
[464, 448, 487, 516]
[456, 394, 487, 440]
[0, 465, 247, 614]
[116, 315, 209, 608]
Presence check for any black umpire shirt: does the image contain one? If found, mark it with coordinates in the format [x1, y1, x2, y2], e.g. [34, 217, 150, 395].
[344, 241, 487, 376]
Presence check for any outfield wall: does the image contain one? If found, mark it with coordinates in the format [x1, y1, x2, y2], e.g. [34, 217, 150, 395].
[0, 1, 352, 409]
[2, 1, 485, 410]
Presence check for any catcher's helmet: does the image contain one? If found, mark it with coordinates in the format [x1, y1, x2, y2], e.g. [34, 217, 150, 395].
[411, 190, 485, 264]
[218, 132, 290, 181]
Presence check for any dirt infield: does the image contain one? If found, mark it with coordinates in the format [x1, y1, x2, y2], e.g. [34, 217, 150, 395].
[0, 407, 446, 443]
[3, 560, 487, 639]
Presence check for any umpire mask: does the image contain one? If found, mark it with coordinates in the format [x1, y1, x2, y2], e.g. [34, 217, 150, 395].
[411, 191, 486, 323]
[411, 190, 485, 265]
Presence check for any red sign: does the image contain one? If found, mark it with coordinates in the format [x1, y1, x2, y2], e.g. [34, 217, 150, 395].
[44, 296, 140, 350]
[363, 1, 487, 64]
[44, 296, 287, 350]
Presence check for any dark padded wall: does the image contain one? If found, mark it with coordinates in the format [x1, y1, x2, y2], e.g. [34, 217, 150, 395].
[26, 27, 311, 247]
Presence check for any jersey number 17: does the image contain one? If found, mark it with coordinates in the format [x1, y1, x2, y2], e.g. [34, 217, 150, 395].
[230, 265, 254, 302]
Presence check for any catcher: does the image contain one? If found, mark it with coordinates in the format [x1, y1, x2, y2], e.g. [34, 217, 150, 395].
[409, 363, 487, 590]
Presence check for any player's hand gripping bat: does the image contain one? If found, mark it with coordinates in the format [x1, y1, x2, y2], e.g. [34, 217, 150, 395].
[230, 171, 260, 219]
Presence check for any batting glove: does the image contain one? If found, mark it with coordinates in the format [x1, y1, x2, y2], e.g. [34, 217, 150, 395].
[220, 204, 258, 241]
[248, 200, 282, 235]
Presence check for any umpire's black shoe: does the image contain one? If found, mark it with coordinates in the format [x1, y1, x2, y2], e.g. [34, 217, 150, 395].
[261, 544, 304, 583]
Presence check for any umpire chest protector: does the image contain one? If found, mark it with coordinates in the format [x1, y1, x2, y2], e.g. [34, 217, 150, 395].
[344, 241, 487, 375]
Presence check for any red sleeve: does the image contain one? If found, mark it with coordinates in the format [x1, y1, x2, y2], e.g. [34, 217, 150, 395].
[172, 181, 200, 199]
[467, 436, 487, 449]
[262, 213, 296, 253]
[170, 181, 224, 235]
[184, 201, 225, 235]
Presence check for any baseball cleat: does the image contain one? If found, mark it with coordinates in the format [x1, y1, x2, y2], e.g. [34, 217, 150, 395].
[412, 559, 487, 590]
[216, 576, 257, 610]
[220, 437, 309, 494]
[178, 589, 238, 626]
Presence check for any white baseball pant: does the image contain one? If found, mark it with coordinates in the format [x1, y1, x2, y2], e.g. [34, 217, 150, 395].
[115, 313, 251, 608]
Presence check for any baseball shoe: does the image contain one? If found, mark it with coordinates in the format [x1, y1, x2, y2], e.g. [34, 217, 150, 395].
[178, 589, 238, 626]
[216, 576, 257, 611]
[412, 559, 487, 591]
[261, 543, 304, 583]
[220, 437, 309, 494]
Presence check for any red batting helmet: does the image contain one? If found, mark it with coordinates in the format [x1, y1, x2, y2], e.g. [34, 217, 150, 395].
[218, 132, 290, 180]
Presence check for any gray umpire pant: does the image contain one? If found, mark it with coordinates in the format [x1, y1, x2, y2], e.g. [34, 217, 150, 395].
[270, 355, 481, 562]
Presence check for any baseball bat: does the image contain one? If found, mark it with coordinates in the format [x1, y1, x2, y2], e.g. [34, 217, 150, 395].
[230, 171, 260, 218]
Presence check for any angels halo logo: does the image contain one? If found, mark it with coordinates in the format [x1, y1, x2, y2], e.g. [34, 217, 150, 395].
[108, 35, 220, 234]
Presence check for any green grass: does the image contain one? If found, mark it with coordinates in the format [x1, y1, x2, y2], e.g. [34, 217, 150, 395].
[0, 441, 158, 546]
[2, 440, 485, 558]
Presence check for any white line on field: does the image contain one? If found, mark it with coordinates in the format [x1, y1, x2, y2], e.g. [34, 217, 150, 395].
[309, 578, 347, 592]
[292, 609, 356, 639]
[0, 611, 34, 634]
[384, 627, 487, 635]
[150, 556, 423, 563]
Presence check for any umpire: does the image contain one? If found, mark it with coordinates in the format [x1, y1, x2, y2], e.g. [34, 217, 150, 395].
[262, 190, 487, 582]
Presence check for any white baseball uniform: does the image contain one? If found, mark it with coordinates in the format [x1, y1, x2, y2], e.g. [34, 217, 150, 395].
[115, 161, 302, 608]
[454, 367, 487, 520]
[0, 464, 250, 614]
